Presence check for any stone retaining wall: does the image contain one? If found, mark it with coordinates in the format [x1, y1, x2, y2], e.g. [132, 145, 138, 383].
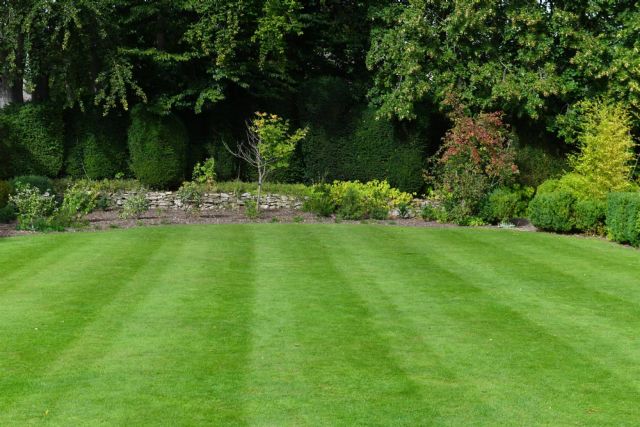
[112, 191, 304, 211]
[110, 191, 429, 218]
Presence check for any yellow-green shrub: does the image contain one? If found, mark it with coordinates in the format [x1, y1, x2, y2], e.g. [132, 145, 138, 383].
[305, 180, 412, 219]
[564, 100, 637, 199]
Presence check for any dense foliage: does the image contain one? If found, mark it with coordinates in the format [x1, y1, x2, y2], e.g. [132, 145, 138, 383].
[0, 103, 64, 177]
[304, 180, 413, 220]
[0, 0, 639, 243]
[606, 192, 640, 246]
[367, 0, 640, 129]
[428, 109, 518, 224]
[65, 111, 129, 180]
[128, 107, 188, 188]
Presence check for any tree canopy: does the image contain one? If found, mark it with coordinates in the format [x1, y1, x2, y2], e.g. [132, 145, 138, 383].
[0, 0, 638, 134]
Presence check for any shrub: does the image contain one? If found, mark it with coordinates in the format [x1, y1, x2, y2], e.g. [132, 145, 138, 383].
[326, 180, 412, 220]
[9, 183, 59, 231]
[561, 100, 636, 199]
[244, 200, 259, 219]
[177, 181, 204, 210]
[0, 180, 12, 208]
[59, 182, 99, 224]
[119, 193, 150, 219]
[11, 176, 54, 194]
[428, 110, 518, 225]
[0, 204, 16, 223]
[192, 158, 216, 187]
[482, 186, 534, 224]
[65, 112, 128, 180]
[128, 106, 188, 188]
[421, 204, 447, 222]
[528, 191, 576, 232]
[0, 103, 64, 177]
[574, 200, 606, 234]
[606, 192, 640, 246]
[337, 187, 368, 220]
[303, 185, 335, 217]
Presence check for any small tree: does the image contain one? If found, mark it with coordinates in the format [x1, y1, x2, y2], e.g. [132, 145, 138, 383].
[224, 112, 307, 212]
[568, 100, 637, 198]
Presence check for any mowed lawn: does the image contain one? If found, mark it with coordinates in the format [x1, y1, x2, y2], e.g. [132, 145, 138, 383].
[1, 225, 640, 426]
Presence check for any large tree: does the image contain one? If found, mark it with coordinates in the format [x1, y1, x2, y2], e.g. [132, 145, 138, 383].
[366, 0, 640, 130]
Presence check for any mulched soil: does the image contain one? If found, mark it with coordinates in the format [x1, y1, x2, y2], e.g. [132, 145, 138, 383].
[0, 208, 536, 238]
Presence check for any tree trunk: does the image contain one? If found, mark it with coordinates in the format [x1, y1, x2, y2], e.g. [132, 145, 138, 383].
[256, 172, 263, 215]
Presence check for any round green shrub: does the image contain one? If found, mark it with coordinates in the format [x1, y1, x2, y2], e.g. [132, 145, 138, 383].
[66, 112, 128, 179]
[0, 103, 64, 177]
[574, 199, 606, 234]
[128, 106, 188, 189]
[528, 191, 576, 232]
[482, 186, 534, 224]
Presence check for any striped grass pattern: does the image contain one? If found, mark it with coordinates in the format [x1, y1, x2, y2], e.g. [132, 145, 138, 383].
[1, 225, 639, 425]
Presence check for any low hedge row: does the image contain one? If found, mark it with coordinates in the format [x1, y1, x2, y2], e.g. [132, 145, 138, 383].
[528, 192, 606, 234]
[529, 189, 640, 245]
[606, 193, 640, 246]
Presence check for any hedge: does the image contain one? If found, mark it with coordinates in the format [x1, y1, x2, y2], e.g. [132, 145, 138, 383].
[66, 111, 128, 179]
[128, 106, 188, 188]
[300, 106, 424, 193]
[606, 192, 640, 246]
[0, 103, 64, 177]
[0, 180, 11, 208]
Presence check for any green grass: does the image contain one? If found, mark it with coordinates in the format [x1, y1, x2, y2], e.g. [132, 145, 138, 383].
[1, 225, 640, 425]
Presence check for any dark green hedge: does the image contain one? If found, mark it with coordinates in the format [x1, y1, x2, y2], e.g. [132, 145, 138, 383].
[0, 103, 64, 177]
[66, 112, 128, 179]
[0, 180, 11, 208]
[128, 106, 188, 189]
[300, 106, 424, 193]
[528, 191, 576, 232]
[607, 192, 640, 246]
[574, 199, 606, 234]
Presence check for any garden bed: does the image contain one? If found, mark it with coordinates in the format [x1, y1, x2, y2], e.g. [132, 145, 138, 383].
[0, 207, 537, 238]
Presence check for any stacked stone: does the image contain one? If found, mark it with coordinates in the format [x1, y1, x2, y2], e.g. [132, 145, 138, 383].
[112, 191, 305, 211]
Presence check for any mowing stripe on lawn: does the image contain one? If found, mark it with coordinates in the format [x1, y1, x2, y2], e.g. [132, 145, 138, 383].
[324, 225, 501, 425]
[324, 226, 640, 425]
[25, 225, 258, 425]
[1, 224, 639, 426]
[395, 227, 640, 424]
[245, 225, 431, 426]
[0, 229, 172, 423]
[0, 234, 91, 296]
[445, 229, 640, 393]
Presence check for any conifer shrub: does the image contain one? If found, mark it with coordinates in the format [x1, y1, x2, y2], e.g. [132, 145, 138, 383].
[0, 103, 64, 177]
[128, 106, 188, 189]
[66, 112, 128, 179]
